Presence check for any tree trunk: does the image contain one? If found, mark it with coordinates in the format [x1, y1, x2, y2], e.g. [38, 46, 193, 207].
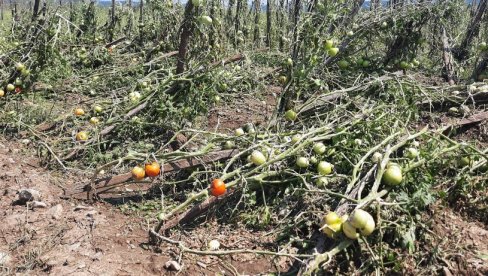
[128, 0, 131, 8]
[176, 1, 195, 74]
[32, 0, 39, 19]
[441, 26, 456, 85]
[138, 0, 143, 45]
[1, 0, 4, 21]
[111, 0, 115, 25]
[266, 0, 272, 47]
[454, 0, 488, 60]
[253, 0, 260, 46]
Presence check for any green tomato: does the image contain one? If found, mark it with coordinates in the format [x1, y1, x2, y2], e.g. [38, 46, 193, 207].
[285, 110, 297, 121]
[324, 39, 334, 50]
[405, 147, 419, 159]
[286, 58, 293, 66]
[296, 157, 309, 168]
[235, 128, 245, 136]
[313, 142, 326, 154]
[349, 209, 373, 229]
[223, 140, 235, 149]
[291, 134, 301, 144]
[327, 47, 339, 57]
[15, 62, 25, 71]
[6, 84, 15, 92]
[251, 150, 267, 166]
[317, 161, 333, 176]
[382, 165, 403, 185]
[324, 212, 341, 225]
[315, 177, 328, 187]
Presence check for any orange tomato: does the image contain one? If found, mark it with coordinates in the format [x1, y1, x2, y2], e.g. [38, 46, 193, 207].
[74, 108, 85, 116]
[145, 162, 161, 177]
[132, 166, 145, 180]
[210, 178, 226, 196]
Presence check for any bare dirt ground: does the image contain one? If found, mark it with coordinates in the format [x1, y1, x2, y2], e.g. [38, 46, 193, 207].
[0, 138, 293, 275]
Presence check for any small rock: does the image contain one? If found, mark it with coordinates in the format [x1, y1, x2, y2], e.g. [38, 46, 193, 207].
[0, 252, 10, 266]
[21, 139, 30, 145]
[31, 201, 48, 208]
[17, 188, 41, 204]
[7, 158, 15, 164]
[164, 260, 181, 271]
[92, 252, 103, 261]
[48, 204, 63, 219]
[74, 205, 92, 211]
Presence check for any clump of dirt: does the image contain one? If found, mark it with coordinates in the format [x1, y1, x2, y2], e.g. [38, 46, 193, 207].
[427, 204, 488, 275]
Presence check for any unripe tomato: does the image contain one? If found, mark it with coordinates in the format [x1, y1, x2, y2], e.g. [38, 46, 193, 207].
[132, 166, 145, 180]
[342, 221, 359, 240]
[251, 150, 267, 166]
[210, 178, 226, 196]
[74, 108, 85, 116]
[323, 222, 342, 239]
[459, 156, 471, 167]
[278, 75, 287, 85]
[381, 21, 388, 28]
[93, 105, 103, 113]
[145, 162, 161, 177]
[405, 147, 419, 159]
[286, 58, 293, 66]
[317, 161, 333, 175]
[296, 157, 309, 168]
[399, 61, 409, 69]
[324, 39, 334, 50]
[324, 212, 341, 225]
[89, 117, 99, 125]
[347, 30, 354, 37]
[349, 209, 373, 229]
[235, 128, 245, 136]
[359, 216, 375, 236]
[315, 177, 328, 187]
[382, 165, 403, 185]
[76, 131, 89, 141]
[327, 47, 339, 57]
[223, 140, 235, 149]
[21, 69, 30, 77]
[285, 110, 297, 121]
[291, 134, 301, 144]
[310, 156, 318, 164]
[6, 84, 15, 92]
[14, 78, 22, 86]
[313, 142, 326, 155]
[15, 62, 25, 71]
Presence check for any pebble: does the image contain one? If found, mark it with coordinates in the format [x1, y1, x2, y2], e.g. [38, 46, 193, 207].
[0, 252, 10, 265]
[48, 204, 63, 219]
[31, 201, 48, 208]
[17, 188, 41, 204]
[164, 260, 181, 271]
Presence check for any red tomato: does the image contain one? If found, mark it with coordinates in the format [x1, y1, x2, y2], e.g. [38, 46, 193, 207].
[14, 87, 21, 94]
[210, 179, 226, 196]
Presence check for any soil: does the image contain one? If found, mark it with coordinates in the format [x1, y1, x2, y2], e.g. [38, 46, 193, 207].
[0, 138, 292, 275]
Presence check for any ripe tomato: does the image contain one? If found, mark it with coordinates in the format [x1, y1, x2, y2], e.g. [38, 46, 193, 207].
[74, 108, 85, 116]
[210, 178, 226, 196]
[145, 162, 161, 177]
[132, 166, 145, 180]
